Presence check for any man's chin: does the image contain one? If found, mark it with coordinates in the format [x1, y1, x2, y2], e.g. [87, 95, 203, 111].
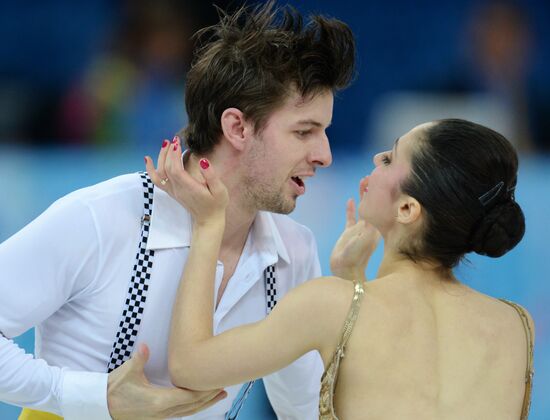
[262, 196, 297, 215]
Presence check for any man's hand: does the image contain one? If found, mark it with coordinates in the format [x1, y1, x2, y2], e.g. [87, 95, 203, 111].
[330, 177, 380, 281]
[107, 344, 227, 419]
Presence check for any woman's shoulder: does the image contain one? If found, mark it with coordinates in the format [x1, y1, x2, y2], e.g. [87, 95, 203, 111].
[492, 296, 535, 342]
[461, 287, 534, 326]
[286, 276, 359, 311]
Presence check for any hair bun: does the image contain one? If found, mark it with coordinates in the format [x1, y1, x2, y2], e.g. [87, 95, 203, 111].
[470, 200, 525, 257]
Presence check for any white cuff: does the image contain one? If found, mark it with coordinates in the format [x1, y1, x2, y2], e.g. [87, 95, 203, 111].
[60, 370, 111, 420]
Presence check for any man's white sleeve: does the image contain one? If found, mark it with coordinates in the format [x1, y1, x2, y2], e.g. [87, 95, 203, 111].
[0, 197, 111, 419]
[263, 233, 324, 419]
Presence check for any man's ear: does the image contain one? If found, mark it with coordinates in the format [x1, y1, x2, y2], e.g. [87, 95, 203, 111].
[396, 195, 422, 225]
[220, 108, 252, 151]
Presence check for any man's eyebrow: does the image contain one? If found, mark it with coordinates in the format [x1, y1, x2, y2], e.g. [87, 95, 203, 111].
[294, 119, 332, 128]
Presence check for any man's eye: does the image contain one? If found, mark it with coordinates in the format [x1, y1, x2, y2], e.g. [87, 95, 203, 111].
[382, 155, 391, 165]
[295, 130, 311, 137]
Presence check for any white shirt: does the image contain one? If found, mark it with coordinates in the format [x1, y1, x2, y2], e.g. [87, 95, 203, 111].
[0, 173, 323, 419]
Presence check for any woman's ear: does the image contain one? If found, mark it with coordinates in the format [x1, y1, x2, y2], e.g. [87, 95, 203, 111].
[220, 108, 252, 151]
[396, 195, 422, 225]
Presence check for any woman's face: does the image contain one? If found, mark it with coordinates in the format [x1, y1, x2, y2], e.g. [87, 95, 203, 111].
[358, 122, 432, 234]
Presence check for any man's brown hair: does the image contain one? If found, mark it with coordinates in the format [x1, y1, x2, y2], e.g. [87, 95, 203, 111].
[183, 1, 356, 154]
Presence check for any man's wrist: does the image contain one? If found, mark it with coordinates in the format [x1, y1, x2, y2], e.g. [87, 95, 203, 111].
[61, 370, 111, 420]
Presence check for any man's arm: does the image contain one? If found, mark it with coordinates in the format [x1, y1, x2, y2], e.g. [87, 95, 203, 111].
[0, 193, 226, 419]
[0, 197, 107, 418]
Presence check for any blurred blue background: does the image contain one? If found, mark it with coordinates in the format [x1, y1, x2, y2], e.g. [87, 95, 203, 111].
[1, 0, 549, 418]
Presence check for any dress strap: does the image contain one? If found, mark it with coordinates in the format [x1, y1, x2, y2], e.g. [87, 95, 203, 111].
[498, 299, 534, 420]
[338, 281, 365, 354]
[319, 281, 365, 420]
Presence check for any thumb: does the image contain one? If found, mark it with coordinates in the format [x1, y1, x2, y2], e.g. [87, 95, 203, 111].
[130, 343, 150, 372]
[345, 198, 356, 228]
[198, 159, 227, 198]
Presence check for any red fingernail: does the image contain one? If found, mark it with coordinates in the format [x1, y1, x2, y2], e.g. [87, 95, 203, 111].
[173, 144, 178, 151]
[162, 140, 168, 148]
[199, 159, 210, 170]
[144, 157, 147, 163]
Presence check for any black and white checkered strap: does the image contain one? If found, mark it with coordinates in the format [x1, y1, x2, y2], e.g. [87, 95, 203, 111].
[107, 172, 155, 372]
[264, 265, 277, 314]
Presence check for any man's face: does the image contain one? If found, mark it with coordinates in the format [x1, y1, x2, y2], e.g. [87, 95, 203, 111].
[241, 89, 334, 214]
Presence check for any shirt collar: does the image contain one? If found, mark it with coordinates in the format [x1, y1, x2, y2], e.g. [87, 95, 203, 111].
[250, 211, 291, 265]
[147, 187, 192, 250]
[146, 181, 290, 264]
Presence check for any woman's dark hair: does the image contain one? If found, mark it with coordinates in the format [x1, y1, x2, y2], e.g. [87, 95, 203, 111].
[400, 118, 525, 269]
[182, 1, 356, 154]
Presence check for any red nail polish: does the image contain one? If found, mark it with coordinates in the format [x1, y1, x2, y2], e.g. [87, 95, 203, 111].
[144, 157, 147, 163]
[162, 140, 168, 148]
[173, 144, 178, 151]
[199, 159, 210, 170]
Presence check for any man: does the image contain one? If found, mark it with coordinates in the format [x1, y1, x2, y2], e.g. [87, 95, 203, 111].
[0, 2, 355, 419]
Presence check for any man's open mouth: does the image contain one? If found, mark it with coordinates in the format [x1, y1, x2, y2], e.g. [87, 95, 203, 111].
[291, 176, 304, 188]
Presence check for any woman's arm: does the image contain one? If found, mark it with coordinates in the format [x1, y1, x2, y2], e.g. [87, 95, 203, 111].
[170, 260, 337, 390]
[144, 141, 370, 390]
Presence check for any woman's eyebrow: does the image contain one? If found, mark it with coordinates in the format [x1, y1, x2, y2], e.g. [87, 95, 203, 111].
[392, 137, 400, 156]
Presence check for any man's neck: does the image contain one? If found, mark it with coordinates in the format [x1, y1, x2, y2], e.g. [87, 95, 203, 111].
[187, 152, 256, 255]
[221, 200, 256, 255]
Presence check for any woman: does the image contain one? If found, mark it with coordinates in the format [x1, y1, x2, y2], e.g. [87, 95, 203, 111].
[147, 119, 534, 419]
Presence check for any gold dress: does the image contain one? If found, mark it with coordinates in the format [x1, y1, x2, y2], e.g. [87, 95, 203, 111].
[317, 287, 534, 420]
[498, 299, 535, 420]
[319, 281, 364, 420]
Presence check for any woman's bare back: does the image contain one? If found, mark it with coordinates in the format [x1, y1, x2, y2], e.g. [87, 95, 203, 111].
[321, 276, 533, 420]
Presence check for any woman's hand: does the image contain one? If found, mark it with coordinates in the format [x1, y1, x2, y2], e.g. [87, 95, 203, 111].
[144, 136, 228, 227]
[330, 177, 380, 281]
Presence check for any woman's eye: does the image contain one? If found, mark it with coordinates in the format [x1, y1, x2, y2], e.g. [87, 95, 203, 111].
[296, 130, 311, 138]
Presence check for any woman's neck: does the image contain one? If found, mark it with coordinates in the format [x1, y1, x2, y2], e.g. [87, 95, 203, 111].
[377, 244, 457, 286]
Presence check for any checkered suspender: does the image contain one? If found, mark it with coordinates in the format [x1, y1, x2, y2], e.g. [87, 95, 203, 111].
[225, 264, 277, 420]
[264, 265, 277, 314]
[107, 172, 155, 372]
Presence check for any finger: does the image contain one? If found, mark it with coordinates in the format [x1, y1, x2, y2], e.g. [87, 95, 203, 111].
[145, 156, 167, 190]
[359, 176, 369, 199]
[346, 198, 356, 228]
[198, 159, 227, 198]
[190, 390, 227, 413]
[130, 342, 150, 373]
[156, 138, 172, 179]
[161, 387, 225, 415]
[166, 136, 186, 181]
[169, 390, 228, 417]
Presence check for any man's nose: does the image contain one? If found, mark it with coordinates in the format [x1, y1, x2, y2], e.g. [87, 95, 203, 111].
[309, 133, 333, 168]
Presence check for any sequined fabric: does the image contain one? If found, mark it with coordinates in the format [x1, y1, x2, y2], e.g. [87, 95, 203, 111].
[319, 281, 364, 420]
[498, 299, 534, 420]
